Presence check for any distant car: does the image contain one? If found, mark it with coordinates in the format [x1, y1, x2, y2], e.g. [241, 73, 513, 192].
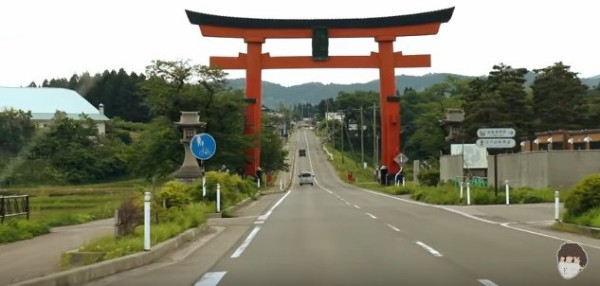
[299, 149, 306, 157]
[298, 171, 315, 186]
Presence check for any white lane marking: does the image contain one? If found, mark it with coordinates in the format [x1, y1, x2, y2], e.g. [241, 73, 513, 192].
[416, 241, 443, 257]
[477, 279, 498, 286]
[500, 222, 600, 251]
[254, 220, 264, 225]
[194, 271, 227, 286]
[231, 226, 261, 258]
[354, 205, 361, 209]
[365, 213, 377, 219]
[387, 224, 401, 232]
[257, 190, 291, 221]
[345, 202, 351, 206]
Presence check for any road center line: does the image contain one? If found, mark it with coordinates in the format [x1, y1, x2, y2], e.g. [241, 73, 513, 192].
[387, 224, 401, 232]
[477, 279, 499, 286]
[416, 241, 443, 257]
[194, 271, 227, 286]
[231, 226, 261, 258]
[345, 202, 351, 206]
[365, 213, 377, 219]
[353, 205, 361, 209]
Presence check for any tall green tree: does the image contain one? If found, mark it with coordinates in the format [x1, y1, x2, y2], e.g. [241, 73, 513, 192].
[462, 64, 531, 141]
[531, 62, 588, 131]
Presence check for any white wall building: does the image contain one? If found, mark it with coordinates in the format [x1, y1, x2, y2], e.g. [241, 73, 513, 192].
[0, 87, 109, 134]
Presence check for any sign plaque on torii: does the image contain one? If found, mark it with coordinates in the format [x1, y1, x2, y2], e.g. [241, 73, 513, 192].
[186, 8, 454, 176]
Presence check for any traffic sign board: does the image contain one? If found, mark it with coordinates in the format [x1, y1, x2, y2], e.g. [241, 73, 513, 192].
[190, 133, 216, 160]
[476, 138, 516, 148]
[477, 128, 516, 138]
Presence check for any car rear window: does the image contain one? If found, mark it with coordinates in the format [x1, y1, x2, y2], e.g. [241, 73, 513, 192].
[301, 173, 312, 177]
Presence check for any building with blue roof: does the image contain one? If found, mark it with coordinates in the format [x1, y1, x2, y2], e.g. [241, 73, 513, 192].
[0, 87, 109, 134]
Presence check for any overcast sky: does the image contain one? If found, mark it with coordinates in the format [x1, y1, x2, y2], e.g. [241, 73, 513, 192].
[1, 0, 599, 87]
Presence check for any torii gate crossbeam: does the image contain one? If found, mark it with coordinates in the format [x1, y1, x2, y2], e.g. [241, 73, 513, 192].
[186, 8, 454, 179]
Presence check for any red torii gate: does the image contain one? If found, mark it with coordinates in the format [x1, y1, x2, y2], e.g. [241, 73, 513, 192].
[186, 8, 454, 177]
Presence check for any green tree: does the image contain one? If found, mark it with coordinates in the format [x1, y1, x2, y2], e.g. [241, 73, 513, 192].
[532, 62, 588, 131]
[462, 64, 531, 141]
[0, 109, 36, 156]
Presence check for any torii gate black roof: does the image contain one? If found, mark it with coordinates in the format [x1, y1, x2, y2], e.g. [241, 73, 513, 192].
[186, 7, 454, 29]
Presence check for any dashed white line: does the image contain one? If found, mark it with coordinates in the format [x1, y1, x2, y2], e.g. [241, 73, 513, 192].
[365, 213, 377, 219]
[353, 205, 361, 209]
[231, 226, 261, 258]
[194, 271, 227, 286]
[477, 279, 499, 286]
[416, 241, 443, 257]
[345, 202, 351, 206]
[387, 224, 401, 232]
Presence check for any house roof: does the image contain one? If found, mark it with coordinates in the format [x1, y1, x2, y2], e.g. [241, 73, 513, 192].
[0, 87, 109, 121]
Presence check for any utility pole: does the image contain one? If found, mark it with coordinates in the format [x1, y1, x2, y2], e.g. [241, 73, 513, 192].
[360, 106, 364, 168]
[341, 112, 344, 163]
[372, 102, 377, 168]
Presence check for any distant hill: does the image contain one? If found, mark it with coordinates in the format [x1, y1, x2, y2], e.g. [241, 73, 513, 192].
[225, 73, 600, 108]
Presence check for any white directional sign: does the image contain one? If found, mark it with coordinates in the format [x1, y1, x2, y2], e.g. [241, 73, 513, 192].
[476, 138, 516, 148]
[477, 128, 516, 138]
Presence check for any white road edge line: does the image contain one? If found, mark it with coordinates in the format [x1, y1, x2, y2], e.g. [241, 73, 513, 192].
[345, 202, 351, 206]
[387, 224, 401, 232]
[365, 213, 377, 219]
[194, 271, 227, 286]
[354, 205, 361, 209]
[257, 190, 291, 221]
[365, 187, 600, 251]
[231, 226, 261, 258]
[477, 279, 499, 286]
[416, 241, 443, 257]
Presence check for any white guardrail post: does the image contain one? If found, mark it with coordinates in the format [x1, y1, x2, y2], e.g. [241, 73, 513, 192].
[505, 180, 510, 206]
[554, 191, 560, 221]
[466, 182, 471, 206]
[144, 192, 151, 251]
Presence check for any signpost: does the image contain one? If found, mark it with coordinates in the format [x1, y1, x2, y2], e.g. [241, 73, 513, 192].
[190, 133, 216, 160]
[476, 128, 515, 197]
[191, 133, 216, 199]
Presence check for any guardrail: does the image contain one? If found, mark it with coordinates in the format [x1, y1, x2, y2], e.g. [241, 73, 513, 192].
[0, 195, 30, 223]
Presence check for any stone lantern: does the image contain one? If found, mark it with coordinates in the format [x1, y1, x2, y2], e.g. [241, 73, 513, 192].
[173, 111, 206, 181]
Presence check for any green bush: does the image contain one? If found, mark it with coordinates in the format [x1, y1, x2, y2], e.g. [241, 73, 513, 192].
[563, 208, 600, 228]
[0, 219, 50, 243]
[565, 174, 600, 216]
[417, 170, 440, 186]
[157, 181, 195, 208]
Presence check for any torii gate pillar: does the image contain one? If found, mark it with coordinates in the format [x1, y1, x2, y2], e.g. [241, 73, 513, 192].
[244, 40, 264, 176]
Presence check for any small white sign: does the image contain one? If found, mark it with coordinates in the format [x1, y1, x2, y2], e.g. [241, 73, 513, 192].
[476, 138, 516, 148]
[477, 128, 516, 138]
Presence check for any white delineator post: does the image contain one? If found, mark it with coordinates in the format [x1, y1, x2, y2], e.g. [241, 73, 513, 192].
[144, 192, 151, 251]
[202, 176, 206, 198]
[505, 180, 510, 205]
[217, 183, 221, 213]
[467, 182, 471, 206]
[257, 178, 261, 189]
[280, 179, 283, 191]
[459, 181, 464, 199]
[554, 191, 560, 221]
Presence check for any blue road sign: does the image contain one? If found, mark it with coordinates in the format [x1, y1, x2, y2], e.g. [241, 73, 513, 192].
[190, 133, 216, 160]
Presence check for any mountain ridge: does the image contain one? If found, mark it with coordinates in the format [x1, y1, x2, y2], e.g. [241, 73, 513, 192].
[225, 73, 600, 108]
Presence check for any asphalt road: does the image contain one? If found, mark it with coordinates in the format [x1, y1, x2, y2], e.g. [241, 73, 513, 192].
[88, 130, 600, 286]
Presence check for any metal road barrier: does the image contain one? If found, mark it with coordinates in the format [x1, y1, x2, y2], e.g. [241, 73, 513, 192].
[0, 195, 30, 223]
